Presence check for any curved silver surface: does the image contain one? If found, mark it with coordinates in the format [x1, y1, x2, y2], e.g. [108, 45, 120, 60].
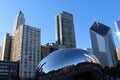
[36, 48, 100, 74]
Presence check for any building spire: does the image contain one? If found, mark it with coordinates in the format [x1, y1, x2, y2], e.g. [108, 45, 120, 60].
[13, 11, 25, 34]
[19, 10, 22, 13]
[18, 11, 24, 17]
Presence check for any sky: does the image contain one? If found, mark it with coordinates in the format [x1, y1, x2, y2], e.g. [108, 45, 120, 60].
[0, 0, 120, 48]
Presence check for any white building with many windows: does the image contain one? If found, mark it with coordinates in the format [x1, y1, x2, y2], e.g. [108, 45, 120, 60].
[11, 11, 41, 79]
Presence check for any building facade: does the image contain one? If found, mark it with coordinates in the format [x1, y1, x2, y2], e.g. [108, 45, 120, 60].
[116, 48, 120, 61]
[0, 61, 18, 80]
[41, 43, 57, 60]
[115, 19, 120, 41]
[55, 11, 76, 48]
[90, 22, 118, 67]
[41, 42, 72, 60]
[115, 19, 120, 32]
[0, 33, 12, 61]
[11, 11, 41, 79]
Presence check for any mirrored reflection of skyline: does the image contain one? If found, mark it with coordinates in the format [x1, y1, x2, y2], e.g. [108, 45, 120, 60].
[37, 48, 99, 73]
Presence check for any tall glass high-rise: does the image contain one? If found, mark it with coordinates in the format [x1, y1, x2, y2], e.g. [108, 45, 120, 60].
[90, 22, 118, 67]
[55, 11, 76, 48]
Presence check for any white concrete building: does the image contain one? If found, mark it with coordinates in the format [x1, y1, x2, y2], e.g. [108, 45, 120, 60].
[11, 11, 41, 79]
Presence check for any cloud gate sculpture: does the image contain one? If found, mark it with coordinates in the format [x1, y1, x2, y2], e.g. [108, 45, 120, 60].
[35, 48, 103, 80]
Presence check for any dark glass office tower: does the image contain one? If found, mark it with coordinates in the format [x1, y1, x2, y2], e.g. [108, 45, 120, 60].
[55, 11, 76, 48]
[90, 22, 118, 67]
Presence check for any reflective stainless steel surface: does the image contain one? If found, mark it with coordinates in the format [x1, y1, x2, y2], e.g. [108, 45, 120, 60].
[36, 48, 100, 74]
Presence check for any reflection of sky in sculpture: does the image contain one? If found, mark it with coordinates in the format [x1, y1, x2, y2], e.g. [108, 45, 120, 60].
[36, 48, 100, 73]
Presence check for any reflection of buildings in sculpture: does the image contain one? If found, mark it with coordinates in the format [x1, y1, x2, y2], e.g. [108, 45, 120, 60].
[84, 54, 100, 64]
[90, 22, 118, 67]
[83, 48, 93, 54]
[36, 48, 102, 80]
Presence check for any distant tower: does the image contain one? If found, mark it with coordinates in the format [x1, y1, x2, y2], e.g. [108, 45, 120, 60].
[55, 11, 76, 48]
[0, 33, 12, 61]
[13, 11, 25, 34]
[11, 11, 41, 79]
[115, 19, 120, 41]
[90, 22, 118, 67]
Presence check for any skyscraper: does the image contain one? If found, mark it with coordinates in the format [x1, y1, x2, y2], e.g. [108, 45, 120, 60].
[115, 19, 120, 32]
[13, 11, 25, 35]
[115, 19, 120, 41]
[90, 22, 118, 67]
[55, 11, 76, 48]
[11, 11, 41, 79]
[0, 33, 12, 61]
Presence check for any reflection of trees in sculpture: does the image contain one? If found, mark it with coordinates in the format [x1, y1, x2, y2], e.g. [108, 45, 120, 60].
[36, 62, 103, 80]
